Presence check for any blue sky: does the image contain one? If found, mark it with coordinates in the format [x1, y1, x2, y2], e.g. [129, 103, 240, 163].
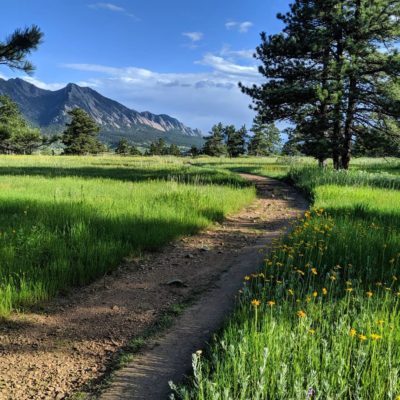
[1, 0, 291, 133]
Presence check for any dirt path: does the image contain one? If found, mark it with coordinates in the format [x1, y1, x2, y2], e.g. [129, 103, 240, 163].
[0, 175, 307, 400]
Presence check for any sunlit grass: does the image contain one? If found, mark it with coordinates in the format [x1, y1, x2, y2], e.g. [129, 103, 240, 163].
[0, 155, 255, 316]
[175, 163, 400, 400]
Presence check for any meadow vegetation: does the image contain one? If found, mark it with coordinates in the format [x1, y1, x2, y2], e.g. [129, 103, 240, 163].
[174, 158, 400, 400]
[0, 155, 255, 316]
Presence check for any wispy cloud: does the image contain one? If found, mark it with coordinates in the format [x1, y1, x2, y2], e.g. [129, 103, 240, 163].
[225, 20, 253, 33]
[62, 53, 261, 131]
[88, 3, 138, 19]
[182, 32, 204, 42]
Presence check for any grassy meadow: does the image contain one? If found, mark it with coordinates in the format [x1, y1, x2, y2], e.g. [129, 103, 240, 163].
[0, 155, 256, 316]
[174, 158, 400, 399]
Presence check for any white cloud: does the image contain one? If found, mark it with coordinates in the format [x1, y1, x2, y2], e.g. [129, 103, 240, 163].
[182, 32, 204, 42]
[62, 54, 261, 132]
[197, 54, 258, 78]
[225, 20, 254, 33]
[20, 77, 66, 91]
[88, 3, 138, 19]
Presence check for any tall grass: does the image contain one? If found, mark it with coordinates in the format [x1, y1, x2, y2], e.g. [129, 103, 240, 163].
[0, 156, 255, 316]
[175, 165, 400, 399]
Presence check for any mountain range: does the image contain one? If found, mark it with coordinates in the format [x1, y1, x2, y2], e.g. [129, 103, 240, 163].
[0, 78, 204, 148]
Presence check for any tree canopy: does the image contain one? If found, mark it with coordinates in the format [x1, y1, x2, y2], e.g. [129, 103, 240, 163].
[0, 25, 43, 74]
[241, 0, 400, 168]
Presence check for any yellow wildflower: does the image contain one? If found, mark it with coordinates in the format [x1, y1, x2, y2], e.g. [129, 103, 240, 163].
[312, 291, 318, 298]
[244, 276, 251, 281]
[371, 333, 382, 341]
[345, 287, 353, 293]
[297, 310, 306, 318]
[349, 328, 357, 337]
[366, 291, 373, 298]
[308, 329, 316, 335]
[288, 289, 294, 296]
[358, 334, 367, 341]
[251, 299, 261, 307]
[322, 288, 328, 296]
[267, 300, 276, 307]
[311, 268, 318, 275]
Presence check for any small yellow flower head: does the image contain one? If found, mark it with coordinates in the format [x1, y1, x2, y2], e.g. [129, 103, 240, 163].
[244, 275, 251, 281]
[358, 334, 367, 341]
[288, 289, 294, 296]
[322, 288, 328, 296]
[308, 329, 316, 335]
[297, 310, 306, 318]
[366, 291, 373, 298]
[311, 268, 318, 275]
[377, 319, 384, 326]
[330, 275, 337, 281]
[370, 333, 382, 341]
[296, 269, 305, 276]
[345, 287, 353, 293]
[349, 328, 357, 337]
[267, 300, 276, 307]
[312, 291, 318, 298]
[251, 299, 261, 307]
[306, 296, 311, 303]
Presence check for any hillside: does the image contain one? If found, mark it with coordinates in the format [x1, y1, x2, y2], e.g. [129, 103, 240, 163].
[0, 78, 204, 148]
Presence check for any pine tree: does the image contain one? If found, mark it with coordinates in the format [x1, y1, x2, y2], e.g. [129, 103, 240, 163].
[115, 138, 130, 155]
[0, 25, 43, 73]
[129, 145, 141, 156]
[202, 123, 227, 156]
[240, 0, 400, 169]
[248, 115, 281, 156]
[168, 144, 181, 156]
[226, 125, 248, 157]
[0, 95, 44, 154]
[62, 108, 105, 155]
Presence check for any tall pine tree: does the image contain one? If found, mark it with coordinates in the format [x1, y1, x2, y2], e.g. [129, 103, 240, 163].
[62, 108, 105, 155]
[241, 0, 400, 169]
[248, 115, 281, 156]
[203, 123, 227, 156]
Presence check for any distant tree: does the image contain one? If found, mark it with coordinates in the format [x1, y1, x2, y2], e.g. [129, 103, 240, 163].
[129, 144, 141, 156]
[62, 108, 105, 155]
[12, 128, 43, 154]
[0, 95, 44, 154]
[281, 129, 303, 157]
[168, 144, 181, 156]
[202, 123, 227, 156]
[248, 115, 281, 156]
[226, 125, 247, 157]
[189, 145, 201, 157]
[115, 138, 130, 155]
[353, 127, 400, 157]
[0, 25, 43, 74]
[147, 138, 167, 155]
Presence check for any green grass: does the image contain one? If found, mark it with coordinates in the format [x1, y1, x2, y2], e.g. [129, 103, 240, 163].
[174, 163, 400, 400]
[0, 155, 255, 316]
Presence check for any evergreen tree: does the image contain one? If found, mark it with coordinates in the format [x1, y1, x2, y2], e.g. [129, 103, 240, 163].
[0, 25, 43, 73]
[248, 115, 281, 156]
[147, 138, 167, 155]
[240, 0, 400, 169]
[0, 95, 44, 154]
[202, 123, 227, 156]
[168, 144, 181, 156]
[62, 108, 105, 155]
[189, 145, 201, 157]
[226, 125, 248, 157]
[129, 145, 141, 156]
[115, 138, 130, 155]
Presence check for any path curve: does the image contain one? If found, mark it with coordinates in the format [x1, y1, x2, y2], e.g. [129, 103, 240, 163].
[100, 174, 308, 400]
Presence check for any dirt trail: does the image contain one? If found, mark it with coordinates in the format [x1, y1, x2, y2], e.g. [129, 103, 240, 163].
[0, 175, 307, 400]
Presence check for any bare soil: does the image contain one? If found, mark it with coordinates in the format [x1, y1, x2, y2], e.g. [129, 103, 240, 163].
[0, 174, 307, 400]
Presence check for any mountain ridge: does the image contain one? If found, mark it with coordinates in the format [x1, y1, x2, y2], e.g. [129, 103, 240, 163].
[0, 78, 203, 148]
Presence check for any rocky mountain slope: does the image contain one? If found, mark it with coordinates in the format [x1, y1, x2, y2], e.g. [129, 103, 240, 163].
[0, 78, 203, 148]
